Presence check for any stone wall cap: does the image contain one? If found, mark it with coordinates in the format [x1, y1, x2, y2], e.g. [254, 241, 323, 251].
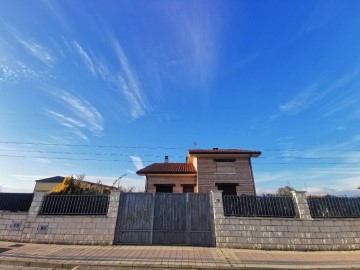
[291, 190, 307, 194]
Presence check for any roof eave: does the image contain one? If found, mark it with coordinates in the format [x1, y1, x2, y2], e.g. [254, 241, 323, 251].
[137, 171, 197, 176]
[188, 152, 262, 157]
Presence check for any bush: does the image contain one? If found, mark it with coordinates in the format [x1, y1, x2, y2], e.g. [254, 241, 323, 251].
[50, 176, 103, 195]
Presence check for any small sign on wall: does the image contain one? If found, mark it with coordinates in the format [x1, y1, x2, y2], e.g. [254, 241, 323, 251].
[37, 224, 48, 234]
[10, 221, 21, 231]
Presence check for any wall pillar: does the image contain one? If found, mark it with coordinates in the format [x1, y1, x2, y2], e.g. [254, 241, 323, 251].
[108, 190, 121, 244]
[210, 190, 224, 247]
[211, 190, 224, 218]
[107, 190, 121, 219]
[291, 190, 312, 220]
[28, 192, 46, 217]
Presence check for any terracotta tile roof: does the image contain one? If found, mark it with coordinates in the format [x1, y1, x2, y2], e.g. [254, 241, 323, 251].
[188, 149, 261, 155]
[137, 163, 197, 175]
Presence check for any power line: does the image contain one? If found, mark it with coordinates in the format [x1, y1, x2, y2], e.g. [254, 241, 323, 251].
[0, 140, 359, 152]
[1, 148, 359, 160]
[0, 141, 186, 150]
[0, 153, 359, 165]
[0, 148, 185, 158]
[0, 154, 158, 163]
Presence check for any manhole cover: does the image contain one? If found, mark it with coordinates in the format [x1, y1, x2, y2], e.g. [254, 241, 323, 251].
[0, 248, 11, 253]
[8, 244, 24, 248]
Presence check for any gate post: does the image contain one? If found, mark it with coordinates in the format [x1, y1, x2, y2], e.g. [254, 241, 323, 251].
[210, 190, 223, 247]
[109, 190, 121, 245]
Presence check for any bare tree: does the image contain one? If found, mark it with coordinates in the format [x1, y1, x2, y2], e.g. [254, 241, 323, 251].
[112, 173, 127, 190]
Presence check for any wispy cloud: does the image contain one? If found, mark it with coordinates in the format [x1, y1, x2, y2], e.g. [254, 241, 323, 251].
[255, 134, 360, 195]
[53, 90, 103, 132]
[70, 38, 150, 120]
[110, 36, 150, 119]
[46, 110, 86, 128]
[72, 41, 97, 76]
[130, 155, 144, 171]
[46, 90, 103, 140]
[279, 65, 360, 115]
[41, 0, 71, 31]
[279, 81, 322, 114]
[46, 110, 89, 141]
[297, 0, 338, 37]
[15, 35, 57, 67]
[166, 1, 220, 86]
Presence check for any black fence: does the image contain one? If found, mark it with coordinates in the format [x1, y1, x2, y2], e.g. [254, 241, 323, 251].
[223, 195, 296, 218]
[307, 196, 360, 218]
[0, 193, 34, 212]
[39, 194, 110, 215]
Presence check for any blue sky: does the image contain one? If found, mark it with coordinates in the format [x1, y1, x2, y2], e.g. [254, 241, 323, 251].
[1, 0, 360, 195]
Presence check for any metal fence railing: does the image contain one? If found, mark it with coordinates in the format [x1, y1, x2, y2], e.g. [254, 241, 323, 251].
[0, 193, 34, 212]
[39, 194, 110, 215]
[307, 196, 360, 218]
[223, 195, 296, 218]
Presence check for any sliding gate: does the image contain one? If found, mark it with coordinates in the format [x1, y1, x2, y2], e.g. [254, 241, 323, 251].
[115, 192, 215, 246]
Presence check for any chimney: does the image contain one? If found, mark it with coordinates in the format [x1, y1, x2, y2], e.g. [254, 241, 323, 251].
[185, 156, 188, 163]
[164, 155, 169, 163]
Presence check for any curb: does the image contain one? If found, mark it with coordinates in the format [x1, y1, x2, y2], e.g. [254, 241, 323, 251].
[1, 258, 360, 270]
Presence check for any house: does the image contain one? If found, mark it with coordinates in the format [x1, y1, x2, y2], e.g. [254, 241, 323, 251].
[137, 148, 261, 195]
[33, 176, 115, 192]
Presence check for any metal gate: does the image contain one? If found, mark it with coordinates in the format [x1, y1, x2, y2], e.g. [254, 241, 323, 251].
[115, 192, 215, 246]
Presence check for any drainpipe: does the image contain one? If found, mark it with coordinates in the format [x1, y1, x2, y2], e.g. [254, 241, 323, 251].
[145, 175, 148, 192]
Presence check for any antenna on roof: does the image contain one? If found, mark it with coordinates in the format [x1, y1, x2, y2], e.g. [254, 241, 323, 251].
[193, 141, 198, 148]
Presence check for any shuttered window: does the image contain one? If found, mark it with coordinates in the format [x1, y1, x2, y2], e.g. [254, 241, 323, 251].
[214, 159, 236, 174]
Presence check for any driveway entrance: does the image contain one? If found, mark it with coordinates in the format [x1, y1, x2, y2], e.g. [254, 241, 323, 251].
[115, 192, 215, 246]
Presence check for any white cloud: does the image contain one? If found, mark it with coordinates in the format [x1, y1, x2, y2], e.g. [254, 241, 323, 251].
[130, 155, 144, 171]
[46, 110, 86, 128]
[279, 81, 322, 114]
[52, 90, 104, 133]
[254, 172, 293, 184]
[279, 65, 360, 116]
[110, 36, 150, 119]
[166, 1, 220, 86]
[45, 90, 103, 140]
[71, 38, 150, 120]
[72, 41, 97, 76]
[15, 35, 57, 67]
[0, 59, 38, 84]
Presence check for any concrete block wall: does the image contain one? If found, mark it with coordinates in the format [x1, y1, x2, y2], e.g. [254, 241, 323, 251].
[197, 158, 255, 195]
[0, 191, 121, 245]
[22, 191, 120, 245]
[212, 191, 360, 251]
[0, 212, 28, 242]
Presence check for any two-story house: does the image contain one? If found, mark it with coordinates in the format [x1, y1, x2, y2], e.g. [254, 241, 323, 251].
[137, 148, 261, 195]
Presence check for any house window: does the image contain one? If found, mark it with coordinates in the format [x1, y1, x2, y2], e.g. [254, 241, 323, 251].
[216, 183, 238, 196]
[214, 159, 236, 174]
[155, 184, 174, 193]
[182, 184, 195, 193]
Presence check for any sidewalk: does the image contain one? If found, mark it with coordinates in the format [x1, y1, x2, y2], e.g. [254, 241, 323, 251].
[0, 241, 360, 269]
